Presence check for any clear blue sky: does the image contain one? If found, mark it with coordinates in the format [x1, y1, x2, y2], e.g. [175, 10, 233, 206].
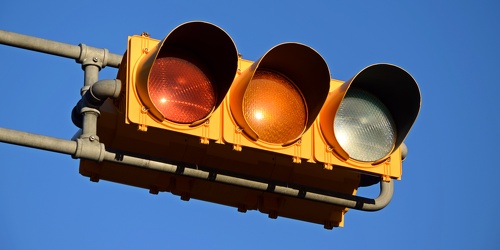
[1, 1, 499, 249]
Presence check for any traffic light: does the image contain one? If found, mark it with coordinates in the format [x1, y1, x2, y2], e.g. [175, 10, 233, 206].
[313, 64, 421, 180]
[123, 21, 237, 143]
[222, 42, 330, 161]
[79, 21, 421, 228]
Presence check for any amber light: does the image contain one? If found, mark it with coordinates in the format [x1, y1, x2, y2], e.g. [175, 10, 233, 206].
[148, 56, 215, 124]
[242, 70, 307, 144]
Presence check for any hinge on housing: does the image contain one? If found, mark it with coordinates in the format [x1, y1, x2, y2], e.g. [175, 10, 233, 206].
[237, 54, 243, 75]
[200, 120, 210, 144]
[233, 127, 243, 151]
[382, 158, 391, 182]
[138, 106, 148, 131]
[292, 139, 302, 163]
[140, 34, 151, 55]
[323, 146, 333, 170]
[324, 163, 333, 170]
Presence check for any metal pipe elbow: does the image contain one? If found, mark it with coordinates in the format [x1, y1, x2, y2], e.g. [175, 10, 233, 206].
[71, 79, 121, 128]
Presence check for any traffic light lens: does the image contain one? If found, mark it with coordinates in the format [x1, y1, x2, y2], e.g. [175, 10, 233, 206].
[334, 89, 396, 162]
[243, 70, 306, 144]
[149, 56, 215, 124]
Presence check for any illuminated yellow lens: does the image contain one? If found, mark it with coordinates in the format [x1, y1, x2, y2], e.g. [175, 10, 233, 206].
[242, 70, 306, 144]
[149, 57, 215, 124]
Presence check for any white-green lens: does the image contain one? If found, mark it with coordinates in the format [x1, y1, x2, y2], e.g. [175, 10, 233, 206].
[334, 89, 396, 162]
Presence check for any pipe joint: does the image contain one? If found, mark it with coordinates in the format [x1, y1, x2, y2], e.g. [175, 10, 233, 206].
[77, 43, 109, 70]
[73, 138, 106, 162]
[88, 79, 122, 102]
[71, 79, 121, 128]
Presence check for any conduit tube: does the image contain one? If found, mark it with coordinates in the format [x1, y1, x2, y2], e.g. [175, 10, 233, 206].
[0, 126, 393, 211]
[71, 79, 121, 128]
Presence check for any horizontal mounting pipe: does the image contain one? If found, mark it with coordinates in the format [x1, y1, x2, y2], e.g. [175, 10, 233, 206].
[0, 126, 393, 212]
[100, 150, 393, 211]
[0, 30, 122, 68]
[0, 127, 77, 155]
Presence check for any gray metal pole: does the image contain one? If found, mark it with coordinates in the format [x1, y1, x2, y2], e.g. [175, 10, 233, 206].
[101, 149, 394, 211]
[0, 127, 77, 155]
[0, 30, 122, 68]
[0, 30, 80, 59]
[84, 65, 101, 87]
[0, 126, 392, 211]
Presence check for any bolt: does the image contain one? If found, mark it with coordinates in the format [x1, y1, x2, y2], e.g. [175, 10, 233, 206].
[92, 57, 98, 63]
[89, 135, 96, 141]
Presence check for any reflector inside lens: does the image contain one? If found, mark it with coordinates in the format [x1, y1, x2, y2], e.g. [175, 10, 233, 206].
[334, 89, 396, 162]
[149, 57, 215, 124]
[242, 70, 306, 144]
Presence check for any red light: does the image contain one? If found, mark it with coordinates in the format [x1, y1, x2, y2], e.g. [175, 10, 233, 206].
[148, 56, 215, 124]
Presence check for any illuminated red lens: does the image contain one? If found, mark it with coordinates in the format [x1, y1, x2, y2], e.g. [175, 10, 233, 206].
[243, 70, 307, 144]
[148, 57, 215, 124]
